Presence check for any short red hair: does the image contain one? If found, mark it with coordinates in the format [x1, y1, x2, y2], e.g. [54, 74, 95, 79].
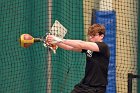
[88, 24, 106, 36]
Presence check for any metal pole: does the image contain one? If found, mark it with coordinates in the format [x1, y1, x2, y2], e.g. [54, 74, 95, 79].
[47, 0, 52, 93]
[128, 73, 133, 93]
[128, 73, 140, 93]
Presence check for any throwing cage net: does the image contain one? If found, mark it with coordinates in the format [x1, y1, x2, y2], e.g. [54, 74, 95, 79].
[0, 0, 140, 93]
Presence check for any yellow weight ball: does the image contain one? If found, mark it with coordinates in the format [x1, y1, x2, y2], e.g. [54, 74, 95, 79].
[19, 34, 35, 48]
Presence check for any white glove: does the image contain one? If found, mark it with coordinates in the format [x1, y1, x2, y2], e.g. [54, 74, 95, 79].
[51, 36, 63, 44]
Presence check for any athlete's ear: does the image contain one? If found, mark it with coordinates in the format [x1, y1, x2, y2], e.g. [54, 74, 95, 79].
[100, 34, 104, 38]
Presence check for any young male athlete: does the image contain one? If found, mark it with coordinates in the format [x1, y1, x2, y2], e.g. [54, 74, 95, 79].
[47, 24, 110, 93]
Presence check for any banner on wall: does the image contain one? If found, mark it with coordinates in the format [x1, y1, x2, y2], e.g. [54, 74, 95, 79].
[92, 9, 116, 93]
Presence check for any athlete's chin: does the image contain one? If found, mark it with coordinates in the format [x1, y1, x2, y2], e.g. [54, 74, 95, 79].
[89, 40, 95, 42]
